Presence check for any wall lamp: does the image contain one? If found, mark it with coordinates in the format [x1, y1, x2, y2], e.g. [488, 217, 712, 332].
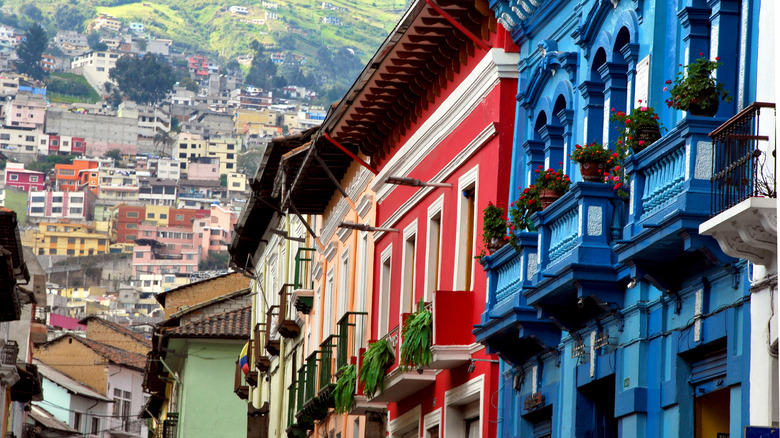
[468, 358, 500, 373]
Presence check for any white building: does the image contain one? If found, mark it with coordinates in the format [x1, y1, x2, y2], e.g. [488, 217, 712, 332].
[71, 51, 122, 94]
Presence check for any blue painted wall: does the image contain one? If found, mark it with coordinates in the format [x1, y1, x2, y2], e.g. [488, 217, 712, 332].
[478, 0, 759, 436]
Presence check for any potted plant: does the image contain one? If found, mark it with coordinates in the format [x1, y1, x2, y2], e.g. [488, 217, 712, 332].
[609, 103, 665, 153]
[399, 298, 432, 371]
[665, 54, 732, 116]
[533, 166, 571, 208]
[570, 142, 613, 181]
[358, 339, 394, 398]
[332, 364, 357, 413]
[481, 202, 508, 254]
[507, 166, 571, 234]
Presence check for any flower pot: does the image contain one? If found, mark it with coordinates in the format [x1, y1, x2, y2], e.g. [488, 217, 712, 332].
[579, 161, 606, 182]
[688, 94, 719, 117]
[486, 237, 506, 254]
[633, 124, 662, 152]
[538, 189, 564, 209]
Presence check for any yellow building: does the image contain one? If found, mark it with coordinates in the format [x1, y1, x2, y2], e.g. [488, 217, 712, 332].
[145, 205, 170, 226]
[234, 108, 276, 133]
[31, 222, 110, 256]
[226, 172, 247, 196]
[177, 133, 241, 176]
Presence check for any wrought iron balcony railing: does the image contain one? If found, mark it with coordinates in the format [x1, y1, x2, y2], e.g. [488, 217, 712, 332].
[709, 102, 776, 216]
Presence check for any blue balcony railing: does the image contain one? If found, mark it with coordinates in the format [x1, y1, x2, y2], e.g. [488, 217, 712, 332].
[474, 232, 560, 366]
[616, 116, 731, 276]
[524, 182, 626, 331]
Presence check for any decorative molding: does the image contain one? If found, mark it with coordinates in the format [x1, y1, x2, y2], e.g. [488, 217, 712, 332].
[587, 206, 603, 236]
[693, 141, 713, 180]
[320, 166, 373, 245]
[388, 404, 421, 436]
[337, 226, 353, 243]
[356, 193, 374, 218]
[312, 262, 323, 281]
[423, 408, 442, 432]
[323, 241, 338, 262]
[403, 219, 419, 241]
[371, 48, 519, 201]
[373, 124, 497, 241]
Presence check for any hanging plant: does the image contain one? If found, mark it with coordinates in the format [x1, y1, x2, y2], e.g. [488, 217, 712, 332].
[358, 339, 394, 398]
[332, 364, 357, 413]
[400, 298, 433, 371]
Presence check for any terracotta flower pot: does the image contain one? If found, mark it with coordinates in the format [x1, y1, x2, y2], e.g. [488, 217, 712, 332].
[486, 237, 506, 254]
[539, 189, 564, 209]
[633, 124, 662, 152]
[579, 161, 606, 182]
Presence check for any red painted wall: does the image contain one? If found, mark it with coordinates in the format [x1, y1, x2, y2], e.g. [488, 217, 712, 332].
[367, 27, 518, 438]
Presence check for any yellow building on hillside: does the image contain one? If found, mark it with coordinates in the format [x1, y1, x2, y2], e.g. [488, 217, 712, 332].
[145, 205, 170, 226]
[30, 222, 110, 256]
[177, 133, 241, 176]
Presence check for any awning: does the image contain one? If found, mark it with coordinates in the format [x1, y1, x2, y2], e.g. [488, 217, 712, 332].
[138, 393, 166, 419]
[10, 362, 42, 402]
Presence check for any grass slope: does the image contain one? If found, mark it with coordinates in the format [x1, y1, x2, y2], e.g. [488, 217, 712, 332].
[47, 72, 102, 104]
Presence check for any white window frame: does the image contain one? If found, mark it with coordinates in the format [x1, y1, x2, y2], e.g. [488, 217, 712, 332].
[424, 195, 445, 301]
[401, 219, 418, 316]
[424, 408, 442, 438]
[378, 244, 393, 337]
[453, 166, 479, 291]
[338, 248, 350, 320]
[323, 267, 335, 338]
[388, 404, 421, 438]
[355, 229, 369, 352]
[443, 375, 484, 438]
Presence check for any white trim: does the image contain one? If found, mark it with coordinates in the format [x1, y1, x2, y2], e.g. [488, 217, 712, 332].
[320, 167, 373, 244]
[388, 404, 422, 438]
[312, 261, 323, 281]
[424, 195, 445, 301]
[378, 244, 394, 337]
[453, 166, 479, 291]
[323, 241, 338, 262]
[373, 123, 497, 241]
[443, 375, 485, 438]
[371, 48, 519, 202]
[356, 193, 374, 218]
[338, 247, 350, 320]
[423, 408, 442, 438]
[400, 220, 419, 317]
[337, 226, 353, 243]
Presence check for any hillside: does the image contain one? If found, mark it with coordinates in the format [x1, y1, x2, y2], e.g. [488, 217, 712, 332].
[15, 0, 407, 87]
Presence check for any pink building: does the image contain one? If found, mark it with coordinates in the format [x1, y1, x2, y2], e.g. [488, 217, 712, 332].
[132, 223, 199, 276]
[28, 189, 94, 220]
[4, 163, 45, 191]
[192, 204, 236, 261]
[5, 93, 46, 128]
[187, 157, 220, 181]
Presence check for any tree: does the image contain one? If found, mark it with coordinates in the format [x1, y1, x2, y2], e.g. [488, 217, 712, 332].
[87, 31, 107, 51]
[245, 41, 277, 89]
[27, 154, 75, 174]
[109, 54, 175, 105]
[179, 77, 198, 93]
[199, 251, 230, 271]
[23, 3, 42, 23]
[153, 129, 176, 157]
[219, 174, 227, 187]
[54, 4, 85, 32]
[15, 23, 47, 80]
[104, 149, 122, 166]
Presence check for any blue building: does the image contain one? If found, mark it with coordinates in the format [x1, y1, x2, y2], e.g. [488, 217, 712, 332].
[474, 0, 776, 437]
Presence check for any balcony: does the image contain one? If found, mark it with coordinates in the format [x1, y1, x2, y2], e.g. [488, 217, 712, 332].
[336, 312, 368, 371]
[700, 102, 777, 267]
[428, 290, 475, 368]
[109, 417, 143, 436]
[474, 233, 561, 366]
[277, 284, 301, 339]
[292, 248, 316, 314]
[616, 116, 735, 291]
[525, 182, 626, 331]
[365, 325, 436, 404]
[253, 323, 271, 372]
[264, 306, 280, 356]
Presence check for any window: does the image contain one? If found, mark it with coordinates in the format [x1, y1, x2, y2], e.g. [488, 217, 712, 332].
[91, 418, 99, 435]
[67, 249, 75, 255]
[426, 198, 444, 299]
[30, 207, 44, 213]
[455, 168, 478, 290]
[50, 237, 58, 243]
[74, 412, 81, 431]
[127, 211, 139, 218]
[29, 176, 38, 182]
[8, 174, 17, 181]
[25, 135, 34, 142]
[338, 249, 350, 319]
[160, 213, 167, 219]
[148, 213, 155, 218]
[52, 196, 63, 203]
[226, 163, 234, 169]
[232, 182, 241, 187]
[324, 268, 334, 336]
[135, 252, 143, 258]
[401, 222, 417, 315]
[444, 377, 483, 438]
[175, 213, 183, 220]
[0, 133, 9, 140]
[69, 208, 82, 215]
[378, 246, 393, 337]
[126, 223, 138, 229]
[68, 237, 76, 244]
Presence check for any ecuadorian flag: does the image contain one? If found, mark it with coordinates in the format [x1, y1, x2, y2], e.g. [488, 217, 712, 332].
[239, 342, 250, 375]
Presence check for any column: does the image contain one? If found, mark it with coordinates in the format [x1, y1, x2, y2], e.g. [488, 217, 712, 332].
[599, 62, 628, 146]
[579, 81, 605, 145]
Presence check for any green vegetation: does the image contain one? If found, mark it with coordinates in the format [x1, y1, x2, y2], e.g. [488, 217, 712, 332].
[109, 53, 175, 104]
[18, 0, 404, 94]
[333, 364, 357, 414]
[46, 73, 102, 104]
[26, 154, 76, 175]
[358, 339, 394, 398]
[199, 251, 230, 271]
[16, 23, 48, 80]
[399, 298, 433, 371]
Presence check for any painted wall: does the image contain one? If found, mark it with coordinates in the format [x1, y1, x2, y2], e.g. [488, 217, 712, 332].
[176, 340, 248, 437]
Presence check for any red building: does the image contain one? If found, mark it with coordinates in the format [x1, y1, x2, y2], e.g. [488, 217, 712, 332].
[4, 163, 45, 192]
[168, 208, 200, 228]
[116, 205, 145, 243]
[188, 55, 209, 77]
[317, 3, 519, 436]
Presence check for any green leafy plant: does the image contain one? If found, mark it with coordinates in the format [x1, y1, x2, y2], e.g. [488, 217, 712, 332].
[508, 167, 571, 233]
[570, 142, 612, 164]
[400, 298, 433, 371]
[358, 339, 394, 398]
[333, 364, 357, 413]
[609, 105, 665, 153]
[475, 203, 509, 259]
[665, 54, 732, 112]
